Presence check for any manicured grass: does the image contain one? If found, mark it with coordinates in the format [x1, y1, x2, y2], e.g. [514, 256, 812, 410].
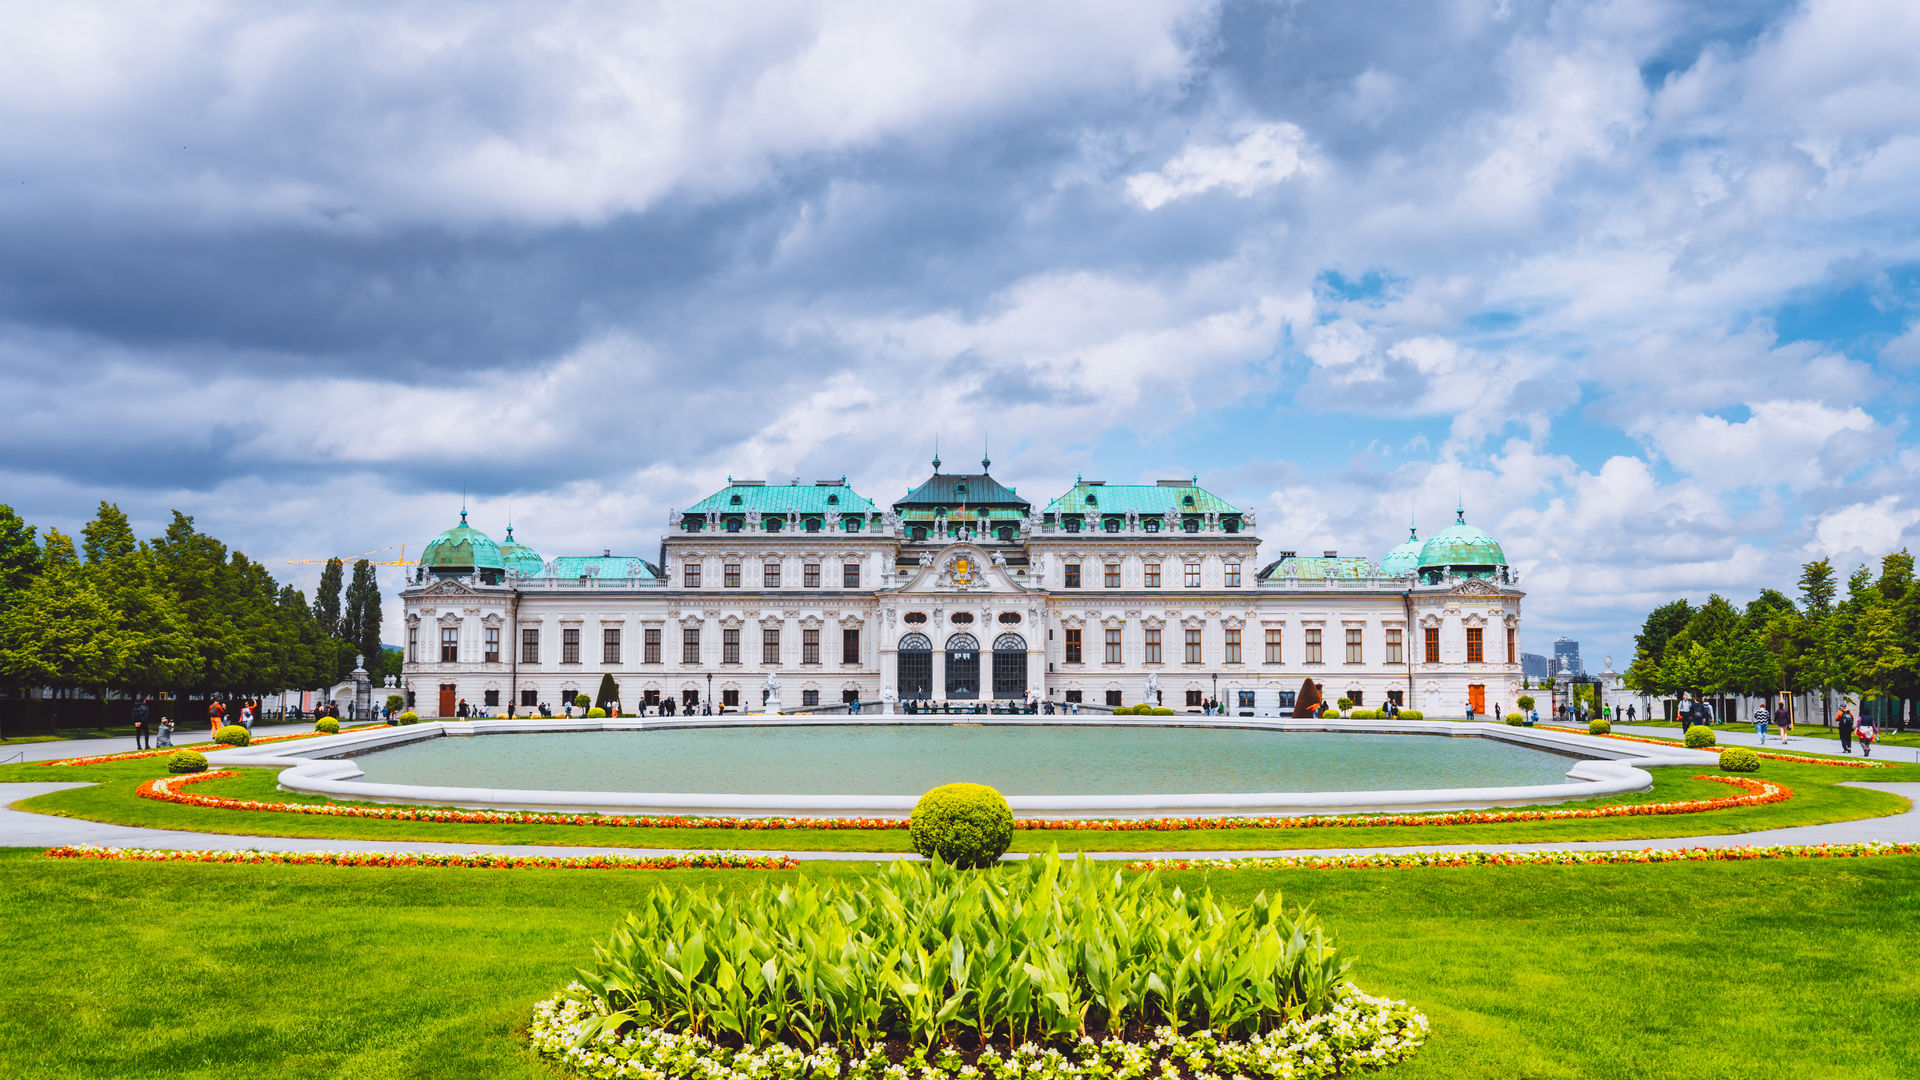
[6, 756, 1912, 852]
[1618, 720, 1920, 749]
[0, 848, 1913, 1078]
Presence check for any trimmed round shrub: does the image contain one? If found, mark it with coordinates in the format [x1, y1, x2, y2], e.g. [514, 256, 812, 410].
[396, 711, 419, 725]
[384, 694, 405, 713]
[1588, 718, 1611, 735]
[1516, 695, 1537, 711]
[314, 717, 340, 734]
[1718, 746, 1761, 772]
[1684, 725, 1717, 749]
[574, 693, 591, 709]
[1400, 709, 1423, 721]
[1335, 697, 1354, 711]
[1151, 707, 1174, 715]
[909, 783, 1014, 869]
[1505, 713, 1526, 725]
[586, 707, 608, 718]
[166, 749, 208, 774]
[213, 724, 251, 746]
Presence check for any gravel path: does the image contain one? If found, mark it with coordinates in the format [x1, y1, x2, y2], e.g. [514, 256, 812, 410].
[4, 780, 1914, 863]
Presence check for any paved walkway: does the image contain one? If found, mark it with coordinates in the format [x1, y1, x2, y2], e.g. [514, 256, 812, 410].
[1, 721, 325, 764]
[1605, 723, 1920, 765]
[4, 780, 1914, 862]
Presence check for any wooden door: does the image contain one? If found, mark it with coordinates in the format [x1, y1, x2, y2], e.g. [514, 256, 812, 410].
[1468, 683, 1486, 713]
[438, 684, 456, 717]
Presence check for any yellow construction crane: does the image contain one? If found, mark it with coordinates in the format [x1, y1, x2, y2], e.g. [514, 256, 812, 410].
[286, 543, 417, 567]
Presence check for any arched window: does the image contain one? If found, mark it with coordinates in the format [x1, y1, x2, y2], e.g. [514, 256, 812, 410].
[945, 632, 981, 700]
[992, 633, 1028, 699]
[897, 633, 932, 700]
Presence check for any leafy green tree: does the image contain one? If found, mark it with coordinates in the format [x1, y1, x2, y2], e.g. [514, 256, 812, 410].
[342, 559, 383, 670]
[0, 505, 37, 604]
[0, 530, 124, 697]
[314, 557, 345, 638]
[1634, 600, 1694, 669]
[595, 672, 621, 712]
[81, 504, 192, 696]
[79, 502, 137, 565]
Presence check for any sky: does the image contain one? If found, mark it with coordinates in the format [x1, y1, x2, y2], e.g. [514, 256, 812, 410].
[4, 0, 1919, 669]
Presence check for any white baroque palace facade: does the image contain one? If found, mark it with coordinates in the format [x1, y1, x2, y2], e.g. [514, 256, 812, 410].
[399, 466, 1525, 718]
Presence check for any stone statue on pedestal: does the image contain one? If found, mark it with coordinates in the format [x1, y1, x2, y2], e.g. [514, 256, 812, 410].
[764, 670, 783, 715]
[1144, 670, 1159, 707]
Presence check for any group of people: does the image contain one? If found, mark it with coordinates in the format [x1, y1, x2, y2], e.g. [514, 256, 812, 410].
[128, 695, 296, 750]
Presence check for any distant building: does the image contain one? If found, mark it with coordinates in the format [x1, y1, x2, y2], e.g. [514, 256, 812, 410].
[1553, 637, 1582, 677]
[1521, 652, 1550, 679]
[1547, 657, 1560, 678]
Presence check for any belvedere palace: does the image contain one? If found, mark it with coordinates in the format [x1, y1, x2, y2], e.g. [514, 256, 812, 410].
[400, 458, 1524, 717]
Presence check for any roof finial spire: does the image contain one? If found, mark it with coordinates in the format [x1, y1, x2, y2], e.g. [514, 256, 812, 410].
[981, 433, 990, 473]
[932, 434, 941, 472]
[460, 485, 468, 525]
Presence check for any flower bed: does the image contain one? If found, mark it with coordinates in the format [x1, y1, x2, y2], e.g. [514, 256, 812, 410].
[1540, 726, 1889, 767]
[43, 844, 797, 870]
[530, 986, 1427, 1080]
[136, 772, 1791, 831]
[1127, 841, 1920, 872]
[40, 725, 385, 768]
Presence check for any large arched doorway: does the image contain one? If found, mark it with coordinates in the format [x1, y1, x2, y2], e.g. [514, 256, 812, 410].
[945, 632, 980, 700]
[897, 633, 932, 700]
[992, 633, 1027, 699]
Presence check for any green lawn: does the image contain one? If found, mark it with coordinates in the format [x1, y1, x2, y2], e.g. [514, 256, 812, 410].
[1613, 719, 1920, 749]
[5, 755, 1912, 852]
[0, 848, 1913, 1079]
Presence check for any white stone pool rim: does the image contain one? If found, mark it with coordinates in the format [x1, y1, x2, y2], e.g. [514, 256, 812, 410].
[214, 717, 1723, 819]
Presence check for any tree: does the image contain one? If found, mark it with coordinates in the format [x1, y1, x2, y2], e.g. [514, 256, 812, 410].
[82, 503, 192, 696]
[342, 559, 383, 670]
[80, 502, 137, 565]
[1633, 600, 1695, 669]
[0, 530, 124, 698]
[0, 505, 37, 606]
[595, 672, 621, 712]
[314, 557, 345, 638]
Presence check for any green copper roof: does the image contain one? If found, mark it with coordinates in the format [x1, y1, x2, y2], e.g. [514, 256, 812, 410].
[1258, 555, 1374, 581]
[419, 512, 506, 571]
[497, 525, 545, 577]
[1045, 481, 1238, 517]
[1417, 508, 1506, 568]
[546, 555, 658, 580]
[686, 479, 877, 517]
[895, 471, 1029, 509]
[1379, 524, 1423, 578]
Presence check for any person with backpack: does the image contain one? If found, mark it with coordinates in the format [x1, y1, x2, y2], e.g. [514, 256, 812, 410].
[1857, 717, 1878, 758]
[1752, 702, 1771, 743]
[1837, 705, 1855, 753]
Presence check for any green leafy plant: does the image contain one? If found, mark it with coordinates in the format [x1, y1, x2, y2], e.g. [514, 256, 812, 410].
[1516, 695, 1536, 711]
[213, 724, 251, 746]
[1588, 719, 1611, 735]
[586, 707, 608, 718]
[909, 783, 1014, 868]
[565, 853, 1355, 1055]
[1151, 707, 1174, 715]
[1505, 713, 1525, 725]
[396, 711, 419, 725]
[574, 693, 591, 709]
[1684, 725, 1717, 749]
[314, 717, 340, 734]
[385, 694, 405, 713]
[1335, 697, 1353, 711]
[1718, 747, 1761, 772]
[1400, 710, 1423, 720]
[166, 749, 208, 774]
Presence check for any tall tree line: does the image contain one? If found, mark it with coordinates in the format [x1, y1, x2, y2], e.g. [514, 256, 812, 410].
[0, 502, 395, 703]
[1624, 551, 1919, 726]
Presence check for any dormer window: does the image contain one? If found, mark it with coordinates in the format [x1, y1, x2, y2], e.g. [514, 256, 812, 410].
[826, 494, 839, 505]
[730, 494, 743, 505]
[1144, 519, 1159, 533]
[955, 484, 967, 496]
[1182, 495, 1195, 506]
[1065, 517, 1081, 533]
[805, 518, 821, 533]
[1086, 493, 1098, 506]
[1103, 517, 1120, 533]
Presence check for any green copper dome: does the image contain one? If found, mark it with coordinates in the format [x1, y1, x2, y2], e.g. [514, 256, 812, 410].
[1417, 507, 1507, 579]
[1379, 524, 1423, 578]
[496, 525, 545, 577]
[420, 511, 506, 575]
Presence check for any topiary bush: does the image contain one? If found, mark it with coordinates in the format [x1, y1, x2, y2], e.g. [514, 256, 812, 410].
[385, 694, 405, 713]
[908, 783, 1015, 869]
[1588, 718, 1611, 735]
[1151, 707, 1174, 715]
[586, 707, 608, 718]
[1684, 725, 1717, 749]
[213, 724, 251, 746]
[1400, 709, 1423, 721]
[167, 749, 208, 774]
[314, 717, 340, 734]
[574, 693, 591, 709]
[1335, 697, 1353, 711]
[1718, 746, 1761, 772]
[1516, 695, 1536, 711]
[390, 711, 418, 725]
[1505, 713, 1526, 725]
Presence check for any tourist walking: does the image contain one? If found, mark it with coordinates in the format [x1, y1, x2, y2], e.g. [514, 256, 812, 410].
[1627, 703, 1637, 723]
[1858, 719, 1877, 758]
[456, 698, 470, 718]
[1838, 706, 1855, 753]
[1752, 703, 1771, 743]
[1678, 697, 1692, 733]
[207, 699, 226, 736]
[1775, 701, 1793, 744]
[239, 701, 255, 732]
[130, 699, 150, 750]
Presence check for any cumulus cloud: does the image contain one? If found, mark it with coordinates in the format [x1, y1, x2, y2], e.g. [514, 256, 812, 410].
[1633, 399, 1880, 492]
[1809, 496, 1920, 559]
[1125, 123, 1315, 209]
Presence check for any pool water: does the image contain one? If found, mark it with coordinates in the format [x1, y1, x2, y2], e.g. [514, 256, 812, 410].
[345, 724, 1578, 795]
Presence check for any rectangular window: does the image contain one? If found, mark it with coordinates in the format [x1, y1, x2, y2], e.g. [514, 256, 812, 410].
[723, 628, 740, 664]
[1346, 628, 1363, 664]
[1305, 629, 1323, 664]
[483, 689, 499, 707]
[1104, 563, 1120, 588]
[521, 688, 537, 707]
[484, 627, 501, 663]
[764, 563, 780, 588]
[802, 689, 820, 707]
[1105, 689, 1123, 707]
[1104, 627, 1122, 663]
[1065, 689, 1083, 703]
[1467, 627, 1485, 664]
[683, 562, 700, 588]
[722, 562, 741, 588]
[440, 627, 458, 663]
[1064, 628, 1082, 663]
[520, 628, 539, 664]
[1185, 563, 1201, 588]
[1144, 564, 1160, 588]
[1184, 628, 1202, 664]
[562, 628, 580, 664]
[1386, 629, 1403, 665]
[804, 563, 820, 588]
[1424, 627, 1441, 664]
[1387, 689, 1404, 706]
[843, 562, 860, 588]
[644, 628, 661, 664]
[1185, 689, 1202, 707]
[1144, 628, 1162, 664]
[1225, 628, 1242, 664]
[682, 627, 699, 665]
[1349, 690, 1364, 706]
[1264, 628, 1282, 664]
[843, 627, 860, 665]
[762, 627, 780, 665]
[803, 628, 820, 664]
[1237, 690, 1255, 710]
[1225, 562, 1241, 588]
[722, 688, 740, 707]
[1507, 626, 1516, 663]
[1064, 563, 1081, 588]
[603, 628, 621, 665]
[408, 625, 418, 663]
